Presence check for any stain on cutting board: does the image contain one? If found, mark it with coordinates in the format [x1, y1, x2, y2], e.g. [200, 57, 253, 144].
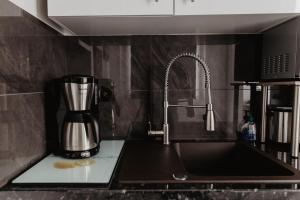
[53, 159, 96, 169]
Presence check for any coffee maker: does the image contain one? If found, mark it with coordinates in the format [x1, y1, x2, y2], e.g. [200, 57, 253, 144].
[61, 75, 100, 158]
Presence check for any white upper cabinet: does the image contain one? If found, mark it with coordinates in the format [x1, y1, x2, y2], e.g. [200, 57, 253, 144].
[175, 0, 300, 15]
[48, 0, 173, 16]
[45, 0, 300, 35]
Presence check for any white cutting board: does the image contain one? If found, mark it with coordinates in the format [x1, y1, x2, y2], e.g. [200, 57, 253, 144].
[13, 140, 124, 184]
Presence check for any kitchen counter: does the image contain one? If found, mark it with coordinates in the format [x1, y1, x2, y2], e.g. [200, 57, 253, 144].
[2, 188, 300, 200]
[3, 140, 300, 200]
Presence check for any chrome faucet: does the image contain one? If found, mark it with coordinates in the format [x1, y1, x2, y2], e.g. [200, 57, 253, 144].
[148, 53, 215, 145]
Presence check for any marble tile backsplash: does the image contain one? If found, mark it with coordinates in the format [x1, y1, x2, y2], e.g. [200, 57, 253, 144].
[0, 94, 46, 186]
[0, 1, 70, 187]
[89, 35, 237, 140]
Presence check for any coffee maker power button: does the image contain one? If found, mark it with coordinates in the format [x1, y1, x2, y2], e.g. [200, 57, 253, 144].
[81, 151, 91, 158]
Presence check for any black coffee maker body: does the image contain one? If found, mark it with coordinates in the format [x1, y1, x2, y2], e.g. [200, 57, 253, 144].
[61, 75, 100, 158]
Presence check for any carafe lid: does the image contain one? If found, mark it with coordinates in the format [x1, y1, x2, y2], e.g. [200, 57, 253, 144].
[62, 75, 94, 84]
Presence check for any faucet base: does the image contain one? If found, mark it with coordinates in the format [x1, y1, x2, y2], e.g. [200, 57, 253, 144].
[148, 130, 164, 136]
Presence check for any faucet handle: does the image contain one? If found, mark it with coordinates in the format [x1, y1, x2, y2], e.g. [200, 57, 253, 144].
[147, 121, 164, 136]
[205, 104, 215, 132]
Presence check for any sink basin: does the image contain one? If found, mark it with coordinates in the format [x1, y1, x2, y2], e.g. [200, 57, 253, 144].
[174, 142, 293, 177]
[118, 141, 300, 184]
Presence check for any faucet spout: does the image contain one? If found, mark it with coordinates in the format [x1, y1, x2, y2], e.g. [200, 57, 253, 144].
[148, 53, 215, 145]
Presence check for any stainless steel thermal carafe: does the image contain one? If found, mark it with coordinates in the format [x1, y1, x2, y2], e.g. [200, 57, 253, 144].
[268, 106, 292, 143]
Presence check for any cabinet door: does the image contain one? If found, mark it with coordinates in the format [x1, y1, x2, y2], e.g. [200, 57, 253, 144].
[48, 0, 173, 16]
[175, 0, 300, 15]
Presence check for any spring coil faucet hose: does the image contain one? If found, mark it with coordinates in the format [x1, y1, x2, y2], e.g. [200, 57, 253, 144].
[148, 52, 215, 145]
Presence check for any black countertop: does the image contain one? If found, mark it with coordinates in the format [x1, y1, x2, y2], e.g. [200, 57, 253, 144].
[2, 188, 300, 200]
[2, 140, 300, 200]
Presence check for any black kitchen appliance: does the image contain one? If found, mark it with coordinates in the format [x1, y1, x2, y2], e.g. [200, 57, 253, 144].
[261, 17, 300, 80]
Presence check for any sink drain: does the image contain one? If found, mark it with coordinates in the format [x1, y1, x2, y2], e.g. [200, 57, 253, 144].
[172, 173, 188, 181]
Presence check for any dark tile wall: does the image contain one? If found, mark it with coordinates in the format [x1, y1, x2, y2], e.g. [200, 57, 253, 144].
[0, 1, 89, 187]
[85, 35, 239, 140]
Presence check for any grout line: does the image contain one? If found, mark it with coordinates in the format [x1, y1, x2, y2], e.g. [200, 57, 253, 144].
[0, 92, 44, 97]
[131, 89, 243, 92]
